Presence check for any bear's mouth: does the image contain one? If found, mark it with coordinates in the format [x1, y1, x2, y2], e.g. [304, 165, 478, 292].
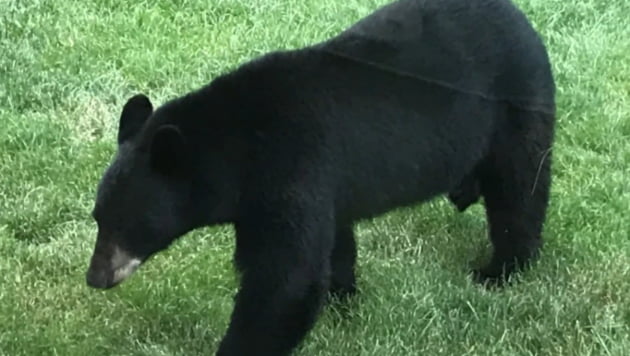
[86, 245, 143, 289]
[111, 257, 142, 285]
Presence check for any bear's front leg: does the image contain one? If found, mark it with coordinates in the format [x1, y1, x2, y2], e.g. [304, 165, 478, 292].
[217, 198, 335, 356]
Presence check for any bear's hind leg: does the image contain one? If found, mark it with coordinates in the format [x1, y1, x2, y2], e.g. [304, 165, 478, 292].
[475, 108, 554, 286]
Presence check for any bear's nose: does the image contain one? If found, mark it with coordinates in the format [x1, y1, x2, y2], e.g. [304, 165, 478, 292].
[85, 267, 112, 289]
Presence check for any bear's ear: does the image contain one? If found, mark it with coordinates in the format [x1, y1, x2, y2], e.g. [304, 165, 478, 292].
[149, 125, 190, 177]
[118, 94, 153, 144]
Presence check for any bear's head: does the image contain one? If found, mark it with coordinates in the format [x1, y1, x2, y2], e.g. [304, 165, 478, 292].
[85, 94, 202, 289]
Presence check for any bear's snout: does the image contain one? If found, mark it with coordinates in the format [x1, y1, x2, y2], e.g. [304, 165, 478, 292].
[86, 243, 142, 289]
[85, 265, 112, 289]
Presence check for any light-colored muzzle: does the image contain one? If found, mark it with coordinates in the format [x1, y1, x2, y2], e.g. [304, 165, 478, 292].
[86, 244, 142, 289]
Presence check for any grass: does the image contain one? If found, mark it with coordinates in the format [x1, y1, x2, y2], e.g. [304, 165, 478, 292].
[0, 0, 628, 354]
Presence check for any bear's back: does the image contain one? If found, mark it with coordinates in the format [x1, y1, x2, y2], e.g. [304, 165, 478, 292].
[317, 0, 555, 113]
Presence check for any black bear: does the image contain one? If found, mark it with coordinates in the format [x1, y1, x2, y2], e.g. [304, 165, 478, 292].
[85, 0, 556, 354]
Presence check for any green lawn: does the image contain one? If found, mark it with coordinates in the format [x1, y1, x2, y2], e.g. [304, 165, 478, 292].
[1, 0, 628, 355]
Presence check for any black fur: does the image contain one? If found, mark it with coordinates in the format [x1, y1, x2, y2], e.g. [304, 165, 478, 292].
[86, 0, 556, 355]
